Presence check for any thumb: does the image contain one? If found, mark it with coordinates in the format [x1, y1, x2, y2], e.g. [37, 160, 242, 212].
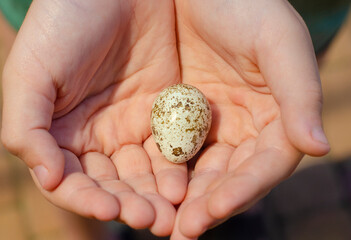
[1, 44, 64, 190]
[257, 13, 330, 156]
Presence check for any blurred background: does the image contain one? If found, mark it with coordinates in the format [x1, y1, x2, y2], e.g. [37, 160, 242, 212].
[0, 1, 351, 240]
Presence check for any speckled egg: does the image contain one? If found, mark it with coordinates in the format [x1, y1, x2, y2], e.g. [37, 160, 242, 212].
[151, 84, 212, 163]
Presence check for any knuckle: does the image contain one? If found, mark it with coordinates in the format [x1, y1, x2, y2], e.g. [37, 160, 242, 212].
[1, 128, 22, 154]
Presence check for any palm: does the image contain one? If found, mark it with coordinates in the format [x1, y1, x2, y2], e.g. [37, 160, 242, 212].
[172, 0, 305, 238]
[49, 1, 179, 164]
[23, 0, 186, 236]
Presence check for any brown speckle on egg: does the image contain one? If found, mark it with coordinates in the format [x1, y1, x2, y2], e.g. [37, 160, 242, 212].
[172, 147, 184, 156]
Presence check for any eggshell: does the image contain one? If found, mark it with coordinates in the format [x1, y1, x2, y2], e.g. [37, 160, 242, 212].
[150, 84, 212, 163]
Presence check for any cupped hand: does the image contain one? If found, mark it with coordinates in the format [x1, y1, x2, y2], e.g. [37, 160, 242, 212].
[171, 0, 330, 239]
[1, 0, 186, 235]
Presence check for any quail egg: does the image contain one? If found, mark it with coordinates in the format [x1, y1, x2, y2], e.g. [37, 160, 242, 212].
[150, 84, 212, 163]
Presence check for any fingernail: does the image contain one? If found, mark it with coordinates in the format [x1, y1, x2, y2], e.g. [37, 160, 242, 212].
[33, 165, 49, 187]
[312, 127, 329, 145]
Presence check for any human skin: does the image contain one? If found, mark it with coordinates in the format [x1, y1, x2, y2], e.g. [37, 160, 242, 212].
[1, 0, 329, 238]
[1, 0, 185, 236]
[171, 0, 329, 239]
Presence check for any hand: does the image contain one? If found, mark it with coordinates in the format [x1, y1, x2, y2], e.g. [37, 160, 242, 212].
[171, 0, 330, 239]
[1, 0, 187, 236]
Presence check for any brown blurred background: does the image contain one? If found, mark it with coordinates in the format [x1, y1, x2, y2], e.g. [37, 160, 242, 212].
[1, 5, 351, 240]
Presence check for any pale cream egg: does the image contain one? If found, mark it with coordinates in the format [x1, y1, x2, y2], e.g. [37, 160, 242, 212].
[151, 84, 212, 163]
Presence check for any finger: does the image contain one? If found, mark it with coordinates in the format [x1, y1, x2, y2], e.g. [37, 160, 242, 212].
[228, 138, 255, 172]
[144, 137, 188, 204]
[98, 181, 156, 230]
[111, 145, 155, 192]
[188, 144, 234, 197]
[176, 175, 264, 239]
[1, 50, 63, 190]
[31, 149, 120, 221]
[111, 144, 176, 236]
[257, 11, 330, 156]
[172, 144, 232, 238]
[171, 197, 205, 240]
[102, 178, 175, 236]
[208, 119, 301, 219]
[80, 152, 118, 181]
[193, 143, 233, 175]
[180, 194, 217, 238]
[143, 193, 176, 236]
[81, 151, 156, 229]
